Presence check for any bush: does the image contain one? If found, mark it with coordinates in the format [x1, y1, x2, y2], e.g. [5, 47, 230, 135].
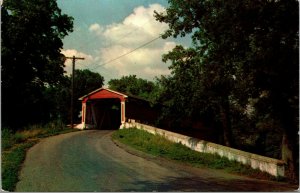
[1, 128, 16, 150]
[43, 119, 66, 134]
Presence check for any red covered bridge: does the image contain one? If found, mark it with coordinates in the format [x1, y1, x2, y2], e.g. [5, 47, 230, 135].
[77, 88, 160, 130]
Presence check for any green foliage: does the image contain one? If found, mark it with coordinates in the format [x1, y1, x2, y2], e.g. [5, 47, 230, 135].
[74, 69, 105, 97]
[2, 142, 36, 191]
[108, 75, 160, 101]
[1, 120, 71, 151]
[113, 128, 225, 166]
[1, 129, 16, 150]
[44, 69, 104, 124]
[112, 128, 281, 181]
[154, 0, 299, 179]
[1, 0, 73, 128]
[43, 76, 71, 122]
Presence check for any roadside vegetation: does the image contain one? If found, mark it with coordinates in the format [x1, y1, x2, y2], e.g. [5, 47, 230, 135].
[112, 128, 285, 182]
[1, 120, 79, 191]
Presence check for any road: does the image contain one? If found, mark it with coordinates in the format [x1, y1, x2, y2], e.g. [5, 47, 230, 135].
[16, 130, 297, 191]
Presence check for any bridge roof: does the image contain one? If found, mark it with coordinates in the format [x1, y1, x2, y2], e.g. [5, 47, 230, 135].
[79, 88, 128, 102]
[79, 87, 153, 103]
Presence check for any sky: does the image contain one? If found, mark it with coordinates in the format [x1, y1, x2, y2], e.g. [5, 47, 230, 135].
[57, 0, 191, 84]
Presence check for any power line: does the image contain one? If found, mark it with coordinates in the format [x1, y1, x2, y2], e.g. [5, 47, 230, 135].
[66, 18, 162, 73]
[89, 35, 161, 71]
[76, 19, 152, 52]
[71, 35, 163, 86]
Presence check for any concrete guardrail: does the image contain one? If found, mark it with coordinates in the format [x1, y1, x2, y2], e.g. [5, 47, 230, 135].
[122, 120, 285, 177]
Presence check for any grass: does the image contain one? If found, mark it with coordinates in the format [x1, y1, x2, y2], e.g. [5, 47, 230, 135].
[2, 142, 36, 191]
[1, 121, 79, 191]
[112, 128, 284, 181]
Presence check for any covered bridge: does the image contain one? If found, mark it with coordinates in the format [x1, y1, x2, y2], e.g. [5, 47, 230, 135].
[77, 88, 160, 130]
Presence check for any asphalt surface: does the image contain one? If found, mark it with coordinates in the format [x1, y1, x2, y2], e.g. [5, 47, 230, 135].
[16, 130, 298, 191]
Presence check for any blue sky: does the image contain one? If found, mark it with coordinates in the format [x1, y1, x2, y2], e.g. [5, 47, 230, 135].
[57, 0, 191, 83]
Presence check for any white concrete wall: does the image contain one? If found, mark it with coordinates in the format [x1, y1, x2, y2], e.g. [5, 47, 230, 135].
[123, 120, 285, 177]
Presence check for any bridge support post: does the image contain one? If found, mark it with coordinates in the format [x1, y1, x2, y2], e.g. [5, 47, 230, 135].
[120, 101, 126, 129]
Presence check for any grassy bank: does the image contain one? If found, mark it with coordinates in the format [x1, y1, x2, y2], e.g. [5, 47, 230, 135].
[112, 128, 284, 181]
[1, 121, 79, 191]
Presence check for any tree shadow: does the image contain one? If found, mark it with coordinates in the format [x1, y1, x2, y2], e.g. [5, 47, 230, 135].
[119, 176, 296, 192]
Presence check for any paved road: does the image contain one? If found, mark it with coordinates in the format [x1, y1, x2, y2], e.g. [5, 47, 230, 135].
[16, 130, 297, 191]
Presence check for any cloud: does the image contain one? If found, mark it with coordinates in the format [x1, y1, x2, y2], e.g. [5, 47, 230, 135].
[61, 49, 96, 74]
[88, 23, 103, 35]
[86, 4, 175, 81]
[101, 4, 168, 46]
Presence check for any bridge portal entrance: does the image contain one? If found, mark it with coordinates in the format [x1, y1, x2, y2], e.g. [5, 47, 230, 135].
[89, 99, 121, 130]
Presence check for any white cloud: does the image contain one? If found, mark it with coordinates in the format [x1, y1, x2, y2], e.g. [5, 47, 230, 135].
[90, 4, 168, 45]
[89, 23, 101, 32]
[88, 23, 103, 35]
[61, 49, 96, 74]
[86, 4, 176, 81]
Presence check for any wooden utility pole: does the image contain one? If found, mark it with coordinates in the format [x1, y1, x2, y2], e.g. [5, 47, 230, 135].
[65, 56, 85, 129]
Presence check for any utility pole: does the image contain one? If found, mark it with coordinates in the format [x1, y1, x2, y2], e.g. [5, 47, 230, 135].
[65, 56, 85, 129]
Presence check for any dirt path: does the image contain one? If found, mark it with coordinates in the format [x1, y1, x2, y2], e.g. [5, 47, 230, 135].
[16, 130, 297, 191]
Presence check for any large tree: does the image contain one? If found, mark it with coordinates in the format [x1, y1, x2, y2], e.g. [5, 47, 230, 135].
[1, 0, 73, 128]
[155, 0, 298, 180]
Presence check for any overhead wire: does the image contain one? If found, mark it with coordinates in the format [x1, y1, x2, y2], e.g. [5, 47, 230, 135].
[65, 34, 163, 85]
[76, 19, 152, 52]
[66, 33, 163, 76]
[64, 16, 164, 75]
[88, 35, 161, 71]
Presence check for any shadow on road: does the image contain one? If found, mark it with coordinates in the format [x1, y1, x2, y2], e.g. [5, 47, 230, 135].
[120, 176, 297, 192]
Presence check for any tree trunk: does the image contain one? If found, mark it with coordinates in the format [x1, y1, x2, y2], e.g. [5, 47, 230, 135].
[279, 98, 299, 182]
[220, 96, 234, 147]
[281, 129, 298, 182]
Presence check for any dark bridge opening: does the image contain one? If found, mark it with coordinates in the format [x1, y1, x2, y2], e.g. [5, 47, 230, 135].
[91, 98, 121, 130]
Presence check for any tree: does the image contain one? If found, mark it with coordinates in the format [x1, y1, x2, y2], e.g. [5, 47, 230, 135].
[155, 1, 239, 147]
[242, 1, 299, 180]
[108, 75, 158, 101]
[73, 69, 105, 97]
[155, 0, 298, 180]
[43, 76, 71, 122]
[44, 69, 105, 124]
[73, 69, 104, 122]
[1, 0, 73, 128]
